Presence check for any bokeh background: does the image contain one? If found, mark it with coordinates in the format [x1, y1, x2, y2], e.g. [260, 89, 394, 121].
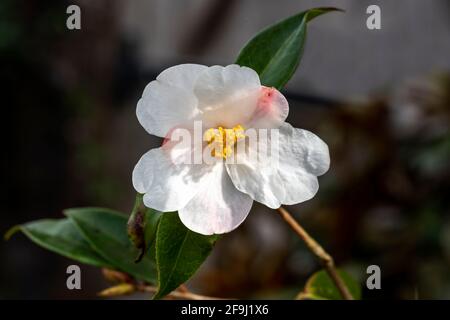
[1, 0, 449, 299]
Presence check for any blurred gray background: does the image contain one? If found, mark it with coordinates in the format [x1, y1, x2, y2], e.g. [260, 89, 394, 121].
[121, 0, 450, 98]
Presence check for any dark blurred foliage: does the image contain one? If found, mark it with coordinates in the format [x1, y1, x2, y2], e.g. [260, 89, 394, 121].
[1, 1, 449, 299]
[1, 0, 124, 298]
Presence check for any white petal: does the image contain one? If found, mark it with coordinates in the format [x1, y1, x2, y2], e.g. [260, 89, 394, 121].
[132, 145, 211, 212]
[246, 86, 289, 129]
[132, 150, 154, 194]
[226, 155, 285, 209]
[137, 64, 206, 137]
[179, 163, 253, 235]
[194, 65, 260, 109]
[194, 65, 261, 128]
[226, 123, 330, 208]
[283, 123, 330, 177]
[157, 64, 207, 91]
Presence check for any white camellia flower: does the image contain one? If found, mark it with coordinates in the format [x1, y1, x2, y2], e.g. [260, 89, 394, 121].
[133, 64, 330, 235]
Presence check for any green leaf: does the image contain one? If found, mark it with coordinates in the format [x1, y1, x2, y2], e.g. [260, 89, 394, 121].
[301, 269, 361, 300]
[154, 212, 218, 299]
[127, 193, 163, 263]
[236, 7, 342, 89]
[144, 208, 163, 249]
[6, 219, 111, 268]
[66, 207, 157, 283]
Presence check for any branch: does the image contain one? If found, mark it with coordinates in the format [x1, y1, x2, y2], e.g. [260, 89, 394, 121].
[99, 269, 232, 300]
[136, 284, 231, 300]
[277, 206, 353, 300]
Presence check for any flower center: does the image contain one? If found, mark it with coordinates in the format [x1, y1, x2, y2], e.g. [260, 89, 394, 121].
[204, 125, 246, 159]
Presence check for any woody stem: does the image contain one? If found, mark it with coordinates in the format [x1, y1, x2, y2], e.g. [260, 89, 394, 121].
[277, 206, 353, 300]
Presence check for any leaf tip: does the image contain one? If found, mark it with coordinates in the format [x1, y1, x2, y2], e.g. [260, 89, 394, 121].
[314, 6, 345, 13]
[134, 250, 145, 263]
[306, 7, 345, 22]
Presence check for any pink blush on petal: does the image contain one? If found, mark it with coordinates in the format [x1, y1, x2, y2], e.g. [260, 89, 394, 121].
[248, 86, 289, 129]
[259, 86, 277, 110]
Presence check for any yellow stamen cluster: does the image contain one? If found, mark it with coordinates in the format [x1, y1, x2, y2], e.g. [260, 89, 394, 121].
[204, 125, 246, 159]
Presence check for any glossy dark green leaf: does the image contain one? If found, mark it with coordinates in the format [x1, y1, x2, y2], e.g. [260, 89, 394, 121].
[236, 7, 342, 89]
[153, 212, 218, 299]
[144, 208, 163, 249]
[66, 207, 157, 283]
[6, 219, 111, 268]
[300, 269, 361, 300]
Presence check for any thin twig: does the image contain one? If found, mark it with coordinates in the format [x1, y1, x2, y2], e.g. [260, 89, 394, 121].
[136, 284, 231, 300]
[277, 206, 353, 300]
